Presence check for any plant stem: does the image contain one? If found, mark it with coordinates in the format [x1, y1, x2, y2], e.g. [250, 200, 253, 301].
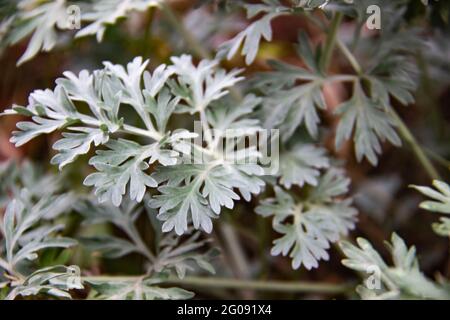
[218, 224, 251, 279]
[321, 12, 344, 72]
[337, 40, 362, 75]
[0, 257, 24, 281]
[218, 224, 254, 299]
[83, 275, 353, 294]
[423, 148, 450, 169]
[125, 222, 155, 263]
[159, 4, 251, 288]
[0, 257, 12, 274]
[199, 109, 213, 147]
[167, 276, 352, 294]
[389, 109, 442, 181]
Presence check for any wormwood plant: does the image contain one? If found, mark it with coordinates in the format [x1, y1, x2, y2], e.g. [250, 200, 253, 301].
[0, 0, 449, 300]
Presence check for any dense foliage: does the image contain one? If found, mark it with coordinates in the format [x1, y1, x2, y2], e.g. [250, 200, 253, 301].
[0, 0, 449, 300]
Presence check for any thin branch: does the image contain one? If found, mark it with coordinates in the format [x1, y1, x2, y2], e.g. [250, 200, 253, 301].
[124, 222, 156, 263]
[0, 257, 24, 281]
[389, 109, 442, 181]
[337, 39, 362, 75]
[320, 12, 344, 72]
[83, 275, 354, 294]
[423, 148, 450, 169]
[166, 276, 353, 294]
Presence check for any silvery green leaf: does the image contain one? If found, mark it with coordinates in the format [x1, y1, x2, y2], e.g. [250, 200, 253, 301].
[103, 57, 155, 130]
[217, 1, 291, 65]
[76, 198, 216, 277]
[1, 1, 166, 65]
[207, 94, 261, 133]
[6, 265, 83, 300]
[75, 197, 157, 261]
[85, 159, 157, 207]
[361, 17, 420, 106]
[75, 197, 141, 227]
[143, 64, 174, 98]
[244, 0, 286, 17]
[88, 139, 145, 167]
[85, 138, 180, 206]
[56, 69, 123, 132]
[144, 87, 180, 133]
[147, 86, 265, 235]
[151, 160, 265, 235]
[150, 177, 216, 235]
[51, 127, 109, 170]
[278, 143, 330, 188]
[308, 168, 351, 202]
[340, 233, 450, 300]
[202, 168, 241, 214]
[340, 237, 387, 273]
[368, 69, 416, 108]
[411, 180, 450, 237]
[256, 169, 357, 270]
[6, 55, 248, 209]
[0, 164, 84, 301]
[13, 237, 76, 266]
[411, 180, 450, 214]
[432, 218, 450, 238]
[254, 34, 326, 140]
[28, 85, 78, 117]
[11, 117, 67, 148]
[335, 82, 401, 166]
[0, 161, 17, 207]
[5, 0, 71, 66]
[80, 236, 138, 259]
[2, 192, 76, 267]
[0, 161, 63, 207]
[254, 60, 318, 93]
[265, 81, 326, 141]
[0, 15, 14, 46]
[87, 277, 194, 300]
[9, 84, 97, 147]
[3, 199, 17, 260]
[217, 13, 276, 65]
[153, 231, 217, 278]
[76, 0, 161, 42]
[256, 31, 321, 85]
[169, 55, 244, 112]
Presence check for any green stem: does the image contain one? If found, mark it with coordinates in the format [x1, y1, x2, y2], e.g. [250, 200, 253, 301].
[320, 12, 344, 72]
[389, 109, 442, 181]
[219, 224, 251, 280]
[423, 148, 450, 169]
[159, 4, 251, 287]
[337, 40, 362, 75]
[125, 222, 155, 263]
[83, 275, 353, 294]
[167, 277, 352, 294]
[0, 257, 24, 281]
